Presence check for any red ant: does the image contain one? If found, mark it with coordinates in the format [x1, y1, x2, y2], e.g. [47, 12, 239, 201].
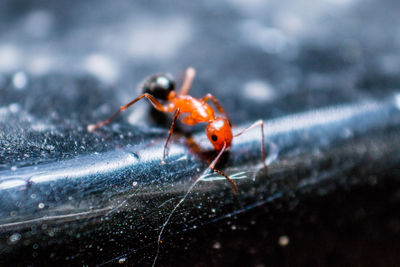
[88, 67, 266, 193]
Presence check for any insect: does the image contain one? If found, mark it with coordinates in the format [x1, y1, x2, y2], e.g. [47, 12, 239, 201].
[87, 67, 266, 193]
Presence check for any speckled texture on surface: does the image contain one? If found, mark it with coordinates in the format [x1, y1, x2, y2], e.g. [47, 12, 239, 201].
[1, 0, 400, 266]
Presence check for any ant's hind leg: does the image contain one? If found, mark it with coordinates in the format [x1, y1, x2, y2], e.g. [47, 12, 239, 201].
[162, 108, 181, 165]
[87, 93, 168, 132]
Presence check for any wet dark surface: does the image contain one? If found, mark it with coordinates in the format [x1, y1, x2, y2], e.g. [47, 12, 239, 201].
[1, 0, 400, 266]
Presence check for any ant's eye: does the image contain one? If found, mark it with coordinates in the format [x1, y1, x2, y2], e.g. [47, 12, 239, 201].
[143, 74, 175, 100]
[211, 134, 218, 142]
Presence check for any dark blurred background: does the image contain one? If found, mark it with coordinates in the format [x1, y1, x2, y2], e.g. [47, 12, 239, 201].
[1, 0, 400, 266]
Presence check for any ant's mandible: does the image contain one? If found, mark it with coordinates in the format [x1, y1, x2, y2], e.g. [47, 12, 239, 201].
[87, 68, 266, 193]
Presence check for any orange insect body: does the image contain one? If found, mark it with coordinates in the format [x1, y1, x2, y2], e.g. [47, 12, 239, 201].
[165, 92, 233, 151]
[170, 95, 215, 123]
[88, 67, 265, 193]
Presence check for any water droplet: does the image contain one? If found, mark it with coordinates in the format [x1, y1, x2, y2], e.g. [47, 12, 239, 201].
[118, 257, 127, 264]
[84, 54, 119, 84]
[0, 45, 21, 72]
[278, 235, 290, 246]
[9, 103, 20, 113]
[12, 72, 28, 90]
[38, 203, 45, 209]
[45, 144, 55, 151]
[395, 94, 400, 110]
[8, 233, 21, 244]
[243, 80, 276, 102]
[213, 242, 221, 249]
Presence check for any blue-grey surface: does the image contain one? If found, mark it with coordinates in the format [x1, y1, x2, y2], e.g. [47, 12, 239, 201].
[1, 0, 400, 266]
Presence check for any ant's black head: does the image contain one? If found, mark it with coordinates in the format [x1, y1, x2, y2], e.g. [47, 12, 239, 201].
[143, 74, 175, 101]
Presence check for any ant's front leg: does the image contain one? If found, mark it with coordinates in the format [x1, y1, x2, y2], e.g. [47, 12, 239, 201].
[208, 142, 238, 194]
[234, 120, 266, 168]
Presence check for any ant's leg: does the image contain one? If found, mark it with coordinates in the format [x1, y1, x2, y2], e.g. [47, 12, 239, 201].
[208, 142, 238, 194]
[234, 120, 266, 168]
[162, 108, 181, 165]
[179, 67, 196, 96]
[201, 93, 231, 122]
[88, 93, 170, 132]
